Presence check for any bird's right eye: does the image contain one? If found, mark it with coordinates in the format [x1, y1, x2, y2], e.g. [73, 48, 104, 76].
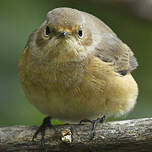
[78, 29, 83, 38]
[44, 26, 51, 37]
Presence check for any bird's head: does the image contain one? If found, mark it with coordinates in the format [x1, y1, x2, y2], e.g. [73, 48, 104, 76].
[29, 8, 93, 63]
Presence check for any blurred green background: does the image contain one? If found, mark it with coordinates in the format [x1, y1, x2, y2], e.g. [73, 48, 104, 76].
[0, 0, 152, 127]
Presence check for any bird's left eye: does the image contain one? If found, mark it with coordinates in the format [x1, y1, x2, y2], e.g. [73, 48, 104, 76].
[78, 29, 83, 38]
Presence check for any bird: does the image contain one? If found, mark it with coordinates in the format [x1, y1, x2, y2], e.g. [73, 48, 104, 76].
[18, 7, 138, 147]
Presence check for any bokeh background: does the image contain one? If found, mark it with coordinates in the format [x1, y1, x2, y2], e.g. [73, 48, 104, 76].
[0, 0, 152, 127]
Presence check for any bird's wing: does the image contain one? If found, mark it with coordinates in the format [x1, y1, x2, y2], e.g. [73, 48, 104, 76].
[95, 33, 138, 75]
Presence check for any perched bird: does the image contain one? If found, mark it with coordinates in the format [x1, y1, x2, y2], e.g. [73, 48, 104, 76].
[19, 7, 138, 147]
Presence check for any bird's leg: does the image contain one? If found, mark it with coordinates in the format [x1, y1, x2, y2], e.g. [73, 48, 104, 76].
[32, 116, 52, 148]
[90, 115, 106, 139]
[80, 115, 106, 139]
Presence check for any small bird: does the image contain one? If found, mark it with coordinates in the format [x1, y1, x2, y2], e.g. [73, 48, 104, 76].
[19, 7, 138, 147]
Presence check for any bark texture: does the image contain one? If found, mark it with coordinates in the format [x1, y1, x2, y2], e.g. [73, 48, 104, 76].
[0, 118, 152, 152]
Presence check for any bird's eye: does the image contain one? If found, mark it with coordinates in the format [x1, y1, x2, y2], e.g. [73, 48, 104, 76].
[78, 29, 83, 38]
[44, 26, 51, 37]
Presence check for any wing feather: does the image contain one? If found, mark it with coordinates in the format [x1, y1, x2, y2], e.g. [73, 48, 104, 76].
[95, 33, 138, 75]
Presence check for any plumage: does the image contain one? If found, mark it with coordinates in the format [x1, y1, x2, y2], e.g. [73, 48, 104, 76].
[95, 35, 138, 75]
[19, 7, 138, 123]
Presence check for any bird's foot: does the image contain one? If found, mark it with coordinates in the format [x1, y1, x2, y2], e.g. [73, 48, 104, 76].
[79, 119, 92, 124]
[80, 115, 106, 139]
[32, 116, 52, 149]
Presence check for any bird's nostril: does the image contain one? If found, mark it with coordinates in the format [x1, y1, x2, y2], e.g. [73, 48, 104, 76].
[59, 31, 68, 38]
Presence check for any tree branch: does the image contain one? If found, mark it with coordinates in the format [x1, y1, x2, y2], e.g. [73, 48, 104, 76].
[0, 118, 152, 152]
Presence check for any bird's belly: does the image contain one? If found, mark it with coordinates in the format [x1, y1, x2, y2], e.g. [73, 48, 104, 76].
[25, 88, 105, 122]
[23, 72, 138, 122]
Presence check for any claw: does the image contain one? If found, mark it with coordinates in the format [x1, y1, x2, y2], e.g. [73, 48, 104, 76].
[79, 119, 92, 124]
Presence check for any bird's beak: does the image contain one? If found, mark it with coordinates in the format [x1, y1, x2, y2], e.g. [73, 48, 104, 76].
[59, 31, 69, 38]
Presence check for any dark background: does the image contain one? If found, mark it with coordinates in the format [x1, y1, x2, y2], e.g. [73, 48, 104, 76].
[0, 0, 152, 126]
